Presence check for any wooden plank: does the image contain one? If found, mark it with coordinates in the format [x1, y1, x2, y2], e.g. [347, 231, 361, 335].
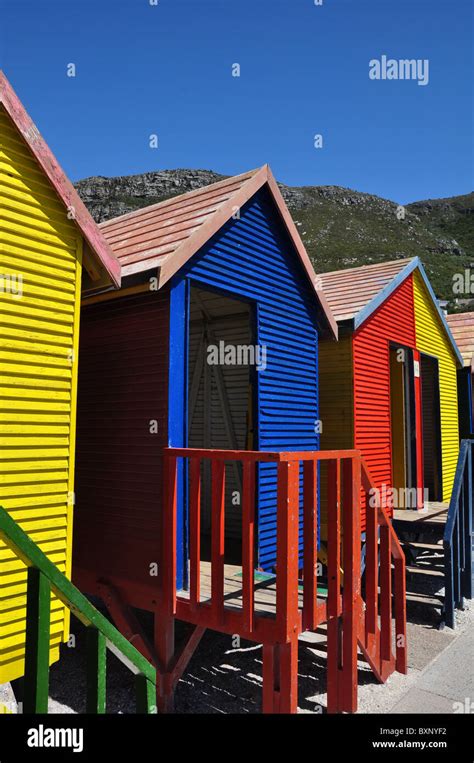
[342, 457, 360, 713]
[86, 627, 106, 713]
[276, 460, 300, 641]
[23, 568, 51, 713]
[303, 460, 318, 630]
[242, 461, 255, 632]
[189, 458, 201, 612]
[211, 460, 225, 623]
[380, 525, 392, 663]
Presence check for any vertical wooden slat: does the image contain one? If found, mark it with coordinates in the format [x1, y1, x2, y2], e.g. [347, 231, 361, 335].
[86, 627, 106, 714]
[365, 481, 379, 662]
[379, 524, 392, 664]
[341, 457, 361, 713]
[23, 567, 51, 714]
[327, 458, 342, 713]
[135, 674, 156, 714]
[163, 453, 177, 615]
[303, 460, 318, 631]
[189, 458, 201, 611]
[393, 557, 407, 674]
[276, 460, 300, 641]
[242, 460, 255, 633]
[211, 459, 225, 622]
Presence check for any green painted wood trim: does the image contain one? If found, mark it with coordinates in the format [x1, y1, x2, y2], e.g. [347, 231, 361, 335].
[86, 628, 107, 714]
[135, 674, 157, 714]
[23, 568, 51, 713]
[0, 506, 156, 685]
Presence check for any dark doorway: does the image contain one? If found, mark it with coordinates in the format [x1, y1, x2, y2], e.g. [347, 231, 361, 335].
[187, 285, 256, 563]
[390, 346, 417, 507]
[420, 353, 443, 502]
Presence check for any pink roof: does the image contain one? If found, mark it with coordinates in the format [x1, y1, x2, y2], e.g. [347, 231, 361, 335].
[99, 165, 338, 338]
[319, 258, 414, 323]
[0, 71, 121, 290]
[446, 312, 474, 369]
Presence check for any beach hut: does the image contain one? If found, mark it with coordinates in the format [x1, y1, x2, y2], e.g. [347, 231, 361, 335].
[73, 165, 337, 595]
[318, 257, 463, 533]
[0, 72, 120, 684]
[72, 171, 411, 715]
[446, 312, 474, 438]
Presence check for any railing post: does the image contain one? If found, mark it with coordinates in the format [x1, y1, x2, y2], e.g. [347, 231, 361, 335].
[23, 567, 51, 714]
[189, 457, 201, 612]
[86, 627, 106, 713]
[379, 524, 393, 671]
[135, 674, 157, 714]
[211, 459, 225, 625]
[341, 456, 361, 713]
[364, 475, 379, 667]
[303, 459, 318, 631]
[326, 458, 342, 713]
[393, 555, 407, 674]
[242, 460, 256, 633]
[276, 459, 300, 642]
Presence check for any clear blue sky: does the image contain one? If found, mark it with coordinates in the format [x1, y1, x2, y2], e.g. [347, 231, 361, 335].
[1, 0, 472, 203]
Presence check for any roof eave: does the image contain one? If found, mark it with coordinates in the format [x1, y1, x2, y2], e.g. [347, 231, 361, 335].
[0, 71, 121, 289]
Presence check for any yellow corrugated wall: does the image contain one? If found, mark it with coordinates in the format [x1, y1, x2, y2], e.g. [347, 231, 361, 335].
[318, 335, 354, 539]
[413, 271, 459, 502]
[0, 106, 82, 682]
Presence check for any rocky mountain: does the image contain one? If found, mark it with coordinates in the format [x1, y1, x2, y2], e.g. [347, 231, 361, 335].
[75, 170, 474, 307]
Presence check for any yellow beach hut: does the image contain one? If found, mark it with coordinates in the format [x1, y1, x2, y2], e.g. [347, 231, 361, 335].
[0, 72, 120, 683]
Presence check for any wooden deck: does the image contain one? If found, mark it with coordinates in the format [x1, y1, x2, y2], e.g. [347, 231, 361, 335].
[178, 562, 327, 618]
[393, 501, 449, 525]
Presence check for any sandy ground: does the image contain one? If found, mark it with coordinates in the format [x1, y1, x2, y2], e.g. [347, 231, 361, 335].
[1, 598, 472, 714]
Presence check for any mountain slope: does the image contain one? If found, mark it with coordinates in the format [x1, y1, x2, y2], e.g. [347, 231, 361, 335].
[75, 170, 473, 306]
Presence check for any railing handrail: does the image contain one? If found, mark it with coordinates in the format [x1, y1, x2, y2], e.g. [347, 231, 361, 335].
[165, 446, 362, 462]
[444, 439, 471, 545]
[0, 505, 156, 685]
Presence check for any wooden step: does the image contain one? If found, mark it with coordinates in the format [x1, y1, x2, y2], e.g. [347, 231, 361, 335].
[401, 541, 443, 552]
[406, 565, 444, 578]
[406, 591, 444, 607]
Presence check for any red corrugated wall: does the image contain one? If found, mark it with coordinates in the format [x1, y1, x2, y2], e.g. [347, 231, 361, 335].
[353, 274, 416, 527]
[72, 290, 169, 610]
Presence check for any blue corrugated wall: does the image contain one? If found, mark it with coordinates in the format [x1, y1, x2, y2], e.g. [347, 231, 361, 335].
[176, 187, 320, 571]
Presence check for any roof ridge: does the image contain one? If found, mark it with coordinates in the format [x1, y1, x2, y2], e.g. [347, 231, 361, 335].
[320, 257, 415, 279]
[99, 166, 265, 228]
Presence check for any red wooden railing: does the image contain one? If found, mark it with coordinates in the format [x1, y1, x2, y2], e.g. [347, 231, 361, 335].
[162, 447, 407, 714]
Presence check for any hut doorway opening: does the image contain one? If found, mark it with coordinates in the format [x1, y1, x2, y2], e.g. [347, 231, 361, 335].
[420, 353, 443, 502]
[390, 345, 417, 508]
[187, 285, 257, 564]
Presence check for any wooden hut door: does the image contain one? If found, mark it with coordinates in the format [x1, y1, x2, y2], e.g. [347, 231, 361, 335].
[187, 286, 254, 563]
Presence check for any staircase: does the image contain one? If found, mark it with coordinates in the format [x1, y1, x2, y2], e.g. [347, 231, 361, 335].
[0, 506, 157, 714]
[395, 508, 447, 617]
[393, 438, 474, 628]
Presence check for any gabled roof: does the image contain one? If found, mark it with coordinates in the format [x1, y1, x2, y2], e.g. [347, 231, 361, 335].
[0, 71, 121, 290]
[99, 165, 338, 339]
[320, 257, 463, 365]
[446, 312, 474, 370]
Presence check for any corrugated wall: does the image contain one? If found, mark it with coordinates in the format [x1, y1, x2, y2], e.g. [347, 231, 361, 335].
[352, 275, 416, 526]
[0, 106, 82, 682]
[413, 271, 459, 501]
[73, 290, 169, 608]
[318, 335, 353, 539]
[179, 188, 320, 571]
